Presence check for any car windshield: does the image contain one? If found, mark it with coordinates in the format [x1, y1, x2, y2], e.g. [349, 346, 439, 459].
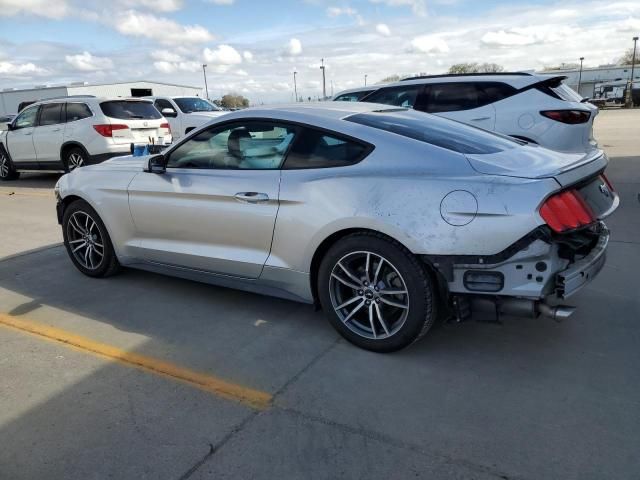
[346, 108, 522, 155]
[100, 101, 162, 120]
[174, 97, 221, 113]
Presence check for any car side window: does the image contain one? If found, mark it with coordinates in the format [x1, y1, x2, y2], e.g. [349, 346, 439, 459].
[154, 99, 174, 112]
[13, 106, 39, 129]
[166, 122, 297, 170]
[38, 103, 64, 126]
[363, 85, 423, 108]
[283, 128, 370, 169]
[421, 83, 489, 113]
[65, 103, 92, 122]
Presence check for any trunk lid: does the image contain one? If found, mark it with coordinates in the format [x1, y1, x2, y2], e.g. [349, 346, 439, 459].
[465, 144, 607, 186]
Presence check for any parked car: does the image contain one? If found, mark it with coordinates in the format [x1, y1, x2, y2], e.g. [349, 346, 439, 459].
[333, 86, 380, 102]
[146, 96, 227, 141]
[54, 103, 617, 352]
[360, 73, 598, 153]
[0, 97, 172, 180]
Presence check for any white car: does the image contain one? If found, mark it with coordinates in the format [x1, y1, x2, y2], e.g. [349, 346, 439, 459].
[333, 86, 380, 102]
[0, 97, 172, 180]
[147, 96, 227, 141]
[361, 73, 598, 153]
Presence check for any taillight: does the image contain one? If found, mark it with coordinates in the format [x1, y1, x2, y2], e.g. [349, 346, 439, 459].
[540, 110, 591, 124]
[93, 124, 129, 137]
[160, 122, 171, 133]
[540, 189, 596, 233]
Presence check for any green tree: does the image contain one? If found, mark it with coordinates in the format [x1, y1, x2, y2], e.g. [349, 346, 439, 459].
[220, 94, 250, 109]
[448, 62, 504, 74]
[378, 74, 401, 84]
[541, 63, 579, 71]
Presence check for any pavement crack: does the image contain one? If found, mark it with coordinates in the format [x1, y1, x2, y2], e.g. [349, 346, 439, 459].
[277, 406, 527, 480]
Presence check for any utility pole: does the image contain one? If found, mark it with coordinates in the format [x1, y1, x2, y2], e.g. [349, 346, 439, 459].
[364, 74, 368, 86]
[202, 64, 209, 100]
[578, 57, 584, 94]
[320, 58, 326, 100]
[293, 70, 298, 102]
[627, 36, 638, 108]
[331, 79, 334, 97]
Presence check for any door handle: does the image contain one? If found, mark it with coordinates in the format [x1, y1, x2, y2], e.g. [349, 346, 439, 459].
[24, 132, 33, 136]
[51, 128, 61, 132]
[470, 116, 491, 121]
[234, 192, 269, 204]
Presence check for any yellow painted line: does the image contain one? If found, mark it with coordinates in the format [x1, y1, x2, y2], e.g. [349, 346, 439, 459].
[0, 190, 53, 198]
[0, 313, 272, 410]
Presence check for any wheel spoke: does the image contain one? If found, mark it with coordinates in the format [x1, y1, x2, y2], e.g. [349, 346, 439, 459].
[335, 295, 361, 311]
[331, 273, 360, 290]
[70, 215, 86, 235]
[342, 300, 365, 324]
[337, 262, 363, 286]
[373, 257, 384, 285]
[69, 239, 85, 245]
[84, 245, 91, 267]
[368, 304, 377, 339]
[89, 220, 97, 232]
[378, 289, 407, 295]
[374, 303, 391, 336]
[379, 297, 409, 309]
[365, 252, 371, 284]
[72, 242, 86, 253]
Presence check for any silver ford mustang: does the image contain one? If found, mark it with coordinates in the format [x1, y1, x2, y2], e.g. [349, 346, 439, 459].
[55, 103, 618, 352]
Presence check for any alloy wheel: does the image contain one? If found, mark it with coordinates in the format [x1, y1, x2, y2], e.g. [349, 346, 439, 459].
[329, 251, 410, 340]
[66, 211, 104, 270]
[68, 153, 84, 170]
[0, 152, 9, 178]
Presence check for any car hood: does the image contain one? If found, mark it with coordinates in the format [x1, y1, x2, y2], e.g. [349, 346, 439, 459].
[92, 155, 149, 171]
[465, 144, 606, 182]
[186, 111, 227, 120]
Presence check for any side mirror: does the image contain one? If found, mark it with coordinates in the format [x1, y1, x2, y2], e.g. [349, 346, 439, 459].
[161, 108, 177, 118]
[6, 123, 15, 131]
[146, 154, 166, 174]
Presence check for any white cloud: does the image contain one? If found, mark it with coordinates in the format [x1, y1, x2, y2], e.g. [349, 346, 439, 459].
[327, 6, 357, 17]
[0, 0, 69, 18]
[376, 23, 391, 36]
[410, 35, 449, 54]
[0, 61, 47, 76]
[618, 16, 640, 32]
[286, 38, 303, 56]
[203, 44, 242, 64]
[370, 0, 426, 17]
[151, 50, 183, 62]
[208, 0, 235, 4]
[243, 50, 254, 61]
[114, 10, 214, 45]
[118, 0, 183, 12]
[65, 51, 114, 71]
[235, 69, 249, 76]
[481, 29, 538, 47]
[153, 61, 176, 73]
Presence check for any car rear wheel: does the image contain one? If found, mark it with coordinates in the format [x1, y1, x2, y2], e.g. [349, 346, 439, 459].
[318, 233, 436, 352]
[62, 200, 120, 277]
[0, 147, 20, 181]
[64, 147, 87, 171]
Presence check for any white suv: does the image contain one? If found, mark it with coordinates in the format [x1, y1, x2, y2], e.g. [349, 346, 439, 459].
[361, 73, 598, 153]
[146, 96, 227, 141]
[0, 97, 172, 180]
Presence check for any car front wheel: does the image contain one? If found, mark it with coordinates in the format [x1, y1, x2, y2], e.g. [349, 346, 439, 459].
[318, 233, 436, 352]
[62, 200, 120, 277]
[65, 147, 87, 172]
[0, 147, 20, 181]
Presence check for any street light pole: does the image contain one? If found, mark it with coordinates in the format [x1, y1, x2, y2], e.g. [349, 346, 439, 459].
[293, 71, 298, 102]
[364, 74, 368, 86]
[202, 64, 209, 101]
[320, 58, 326, 100]
[628, 36, 638, 108]
[578, 57, 584, 94]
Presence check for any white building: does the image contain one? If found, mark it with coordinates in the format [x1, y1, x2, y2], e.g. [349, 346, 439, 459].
[539, 64, 640, 98]
[0, 80, 203, 116]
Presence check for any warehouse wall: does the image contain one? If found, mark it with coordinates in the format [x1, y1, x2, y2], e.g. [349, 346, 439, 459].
[67, 82, 202, 98]
[0, 87, 68, 115]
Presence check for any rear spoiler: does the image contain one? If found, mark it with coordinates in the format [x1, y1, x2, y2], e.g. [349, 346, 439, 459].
[553, 151, 608, 187]
[520, 76, 568, 99]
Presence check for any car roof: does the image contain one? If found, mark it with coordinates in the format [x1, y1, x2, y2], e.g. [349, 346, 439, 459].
[26, 97, 154, 107]
[333, 86, 380, 97]
[144, 95, 204, 100]
[387, 72, 565, 89]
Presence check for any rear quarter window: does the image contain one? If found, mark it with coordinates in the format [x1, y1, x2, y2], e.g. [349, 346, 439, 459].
[100, 101, 162, 120]
[362, 85, 423, 108]
[347, 109, 521, 155]
[65, 103, 92, 122]
[284, 128, 371, 169]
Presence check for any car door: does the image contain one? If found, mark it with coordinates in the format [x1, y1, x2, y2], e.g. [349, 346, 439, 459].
[421, 82, 496, 131]
[127, 120, 298, 278]
[153, 98, 180, 139]
[6, 105, 39, 165]
[33, 102, 65, 168]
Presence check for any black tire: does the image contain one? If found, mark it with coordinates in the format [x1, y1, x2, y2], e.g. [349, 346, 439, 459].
[64, 146, 87, 172]
[318, 232, 436, 352]
[0, 146, 20, 181]
[62, 200, 120, 278]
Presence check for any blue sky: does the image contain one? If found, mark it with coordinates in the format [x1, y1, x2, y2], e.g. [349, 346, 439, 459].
[0, 0, 638, 102]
